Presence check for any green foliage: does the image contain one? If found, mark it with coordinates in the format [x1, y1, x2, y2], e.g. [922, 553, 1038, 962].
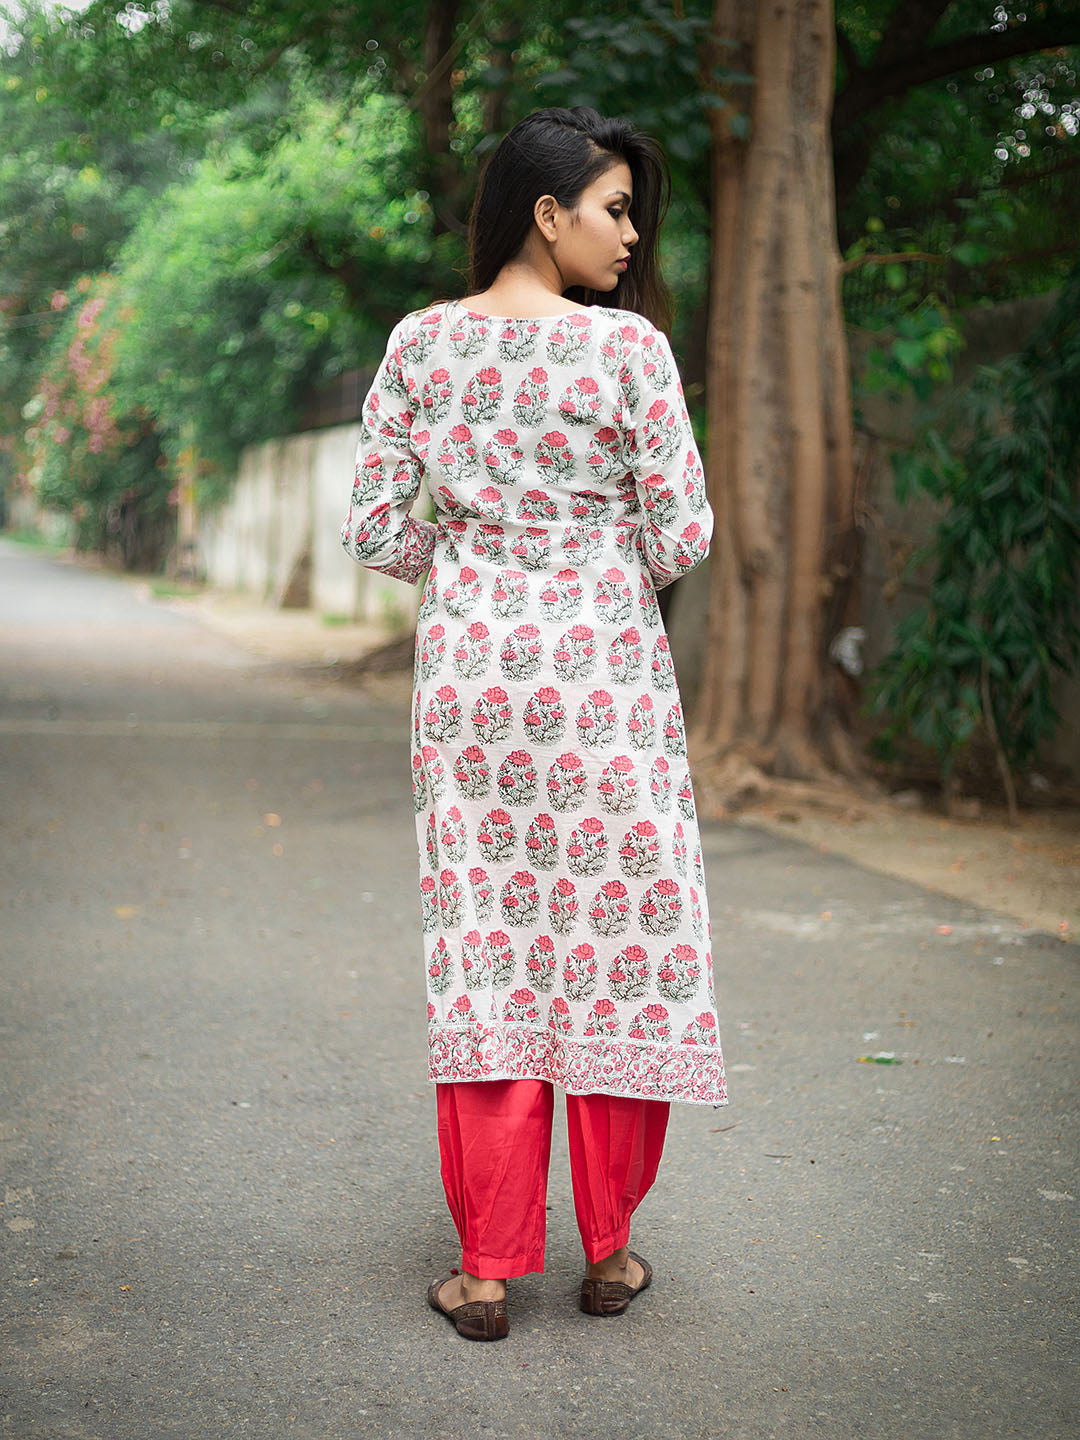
[533, 0, 749, 167]
[21, 80, 439, 529]
[867, 266, 1080, 802]
[107, 83, 433, 480]
[838, 15, 1080, 311]
[850, 287, 966, 419]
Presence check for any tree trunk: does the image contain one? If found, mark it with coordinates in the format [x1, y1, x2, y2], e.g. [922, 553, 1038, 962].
[417, 0, 465, 239]
[694, 0, 859, 782]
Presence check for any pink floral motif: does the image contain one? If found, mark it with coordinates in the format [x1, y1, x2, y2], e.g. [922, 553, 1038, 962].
[525, 935, 557, 992]
[584, 997, 620, 1037]
[546, 752, 588, 813]
[587, 879, 632, 937]
[608, 944, 650, 1001]
[562, 942, 599, 1001]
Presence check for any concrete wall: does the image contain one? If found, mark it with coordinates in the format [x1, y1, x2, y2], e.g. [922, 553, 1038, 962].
[195, 423, 419, 631]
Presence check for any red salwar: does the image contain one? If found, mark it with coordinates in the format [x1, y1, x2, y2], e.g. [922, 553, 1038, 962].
[436, 1078, 670, 1279]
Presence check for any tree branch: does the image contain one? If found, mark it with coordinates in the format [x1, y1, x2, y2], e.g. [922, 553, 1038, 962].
[834, 23, 861, 82]
[872, 0, 953, 70]
[839, 251, 945, 274]
[835, 15, 1080, 133]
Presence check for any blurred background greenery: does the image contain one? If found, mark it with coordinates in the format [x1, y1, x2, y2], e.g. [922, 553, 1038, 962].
[2, 0, 1076, 561]
[1, 0, 1078, 804]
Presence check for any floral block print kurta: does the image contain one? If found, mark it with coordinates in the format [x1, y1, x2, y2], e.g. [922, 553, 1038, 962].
[341, 298, 727, 1107]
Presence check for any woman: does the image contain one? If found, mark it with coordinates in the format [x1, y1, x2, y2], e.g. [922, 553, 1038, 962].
[342, 105, 727, 1341]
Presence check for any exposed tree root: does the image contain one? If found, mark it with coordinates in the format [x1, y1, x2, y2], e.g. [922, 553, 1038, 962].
[690, 736, 884, 819]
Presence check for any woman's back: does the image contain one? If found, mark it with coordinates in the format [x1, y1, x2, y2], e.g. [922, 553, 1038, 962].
[343, 295, 725, 1105]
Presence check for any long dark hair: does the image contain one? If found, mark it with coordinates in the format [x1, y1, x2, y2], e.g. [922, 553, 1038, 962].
[458, 105, 674, 334]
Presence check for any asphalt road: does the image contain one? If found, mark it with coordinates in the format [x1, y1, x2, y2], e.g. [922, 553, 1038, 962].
[0, 538, 1076, 1440]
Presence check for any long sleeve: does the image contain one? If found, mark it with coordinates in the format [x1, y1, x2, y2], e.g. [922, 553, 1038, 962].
[621, 322, 714, 590]
[341, 316, 436, 585]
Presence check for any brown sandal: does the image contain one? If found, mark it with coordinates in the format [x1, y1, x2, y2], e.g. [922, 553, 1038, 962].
[579, 1250, 653, 1316]
[428, 1273, 509, 1341]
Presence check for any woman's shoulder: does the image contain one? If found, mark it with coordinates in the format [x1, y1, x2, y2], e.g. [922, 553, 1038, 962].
[390, 299, 661, 365]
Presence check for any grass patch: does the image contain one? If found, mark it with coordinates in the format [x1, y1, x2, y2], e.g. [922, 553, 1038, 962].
[148, 580, 204, 599]
[3, 527, 68, 552]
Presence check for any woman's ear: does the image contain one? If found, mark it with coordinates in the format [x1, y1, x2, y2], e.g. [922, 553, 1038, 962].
[533, 194, 559, 243]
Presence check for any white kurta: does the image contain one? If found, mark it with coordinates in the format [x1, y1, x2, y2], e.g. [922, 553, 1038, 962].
[342, 298, 727, 1106]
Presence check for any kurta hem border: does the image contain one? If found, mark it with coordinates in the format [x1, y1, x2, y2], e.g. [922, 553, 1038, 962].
[428, 1021, 727, 1107]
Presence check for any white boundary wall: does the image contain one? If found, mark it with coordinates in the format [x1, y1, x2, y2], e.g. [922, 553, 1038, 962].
[196, 422, 419, 629]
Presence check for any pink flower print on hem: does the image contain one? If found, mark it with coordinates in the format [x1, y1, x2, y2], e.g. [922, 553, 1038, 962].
[448, 994, 479, 1026]
[547, 995, 574, 1035]
[584, 996, 620, 1037]
[657, 944, 702, 1003]
[561, 942, 598, 1002]
[503, 987, 541, 1024]
[525, 935, 557, 992]
[628, 1003, 671, 1043]
[680, 1012, 719, 1046]
[608, 944, 650, 1001]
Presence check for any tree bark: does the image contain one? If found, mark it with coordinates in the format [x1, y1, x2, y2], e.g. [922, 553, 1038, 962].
[694, 0, 859, 782]
[417, 0, 465, 239]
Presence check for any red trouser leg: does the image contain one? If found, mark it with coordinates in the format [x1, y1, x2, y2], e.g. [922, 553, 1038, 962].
[436, 1078, 554, 1279]
[565, 1091, 670, 1263]
[436, 1079, 670, 1276]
